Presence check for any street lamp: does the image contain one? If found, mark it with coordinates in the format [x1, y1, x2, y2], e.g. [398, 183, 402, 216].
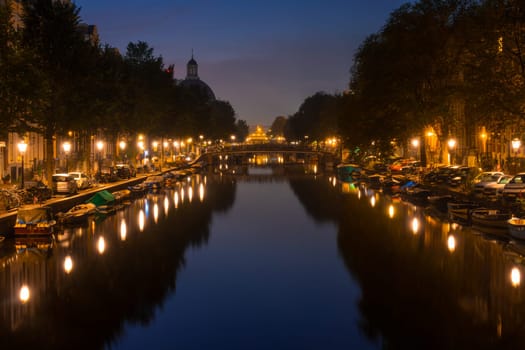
[448, 138, 456, 165]
[17, 141, 27, 189]
[411, 138, 420, 161]
[512, 138, 521, 174]
[480, 128, 488, 169]
[63, 142, 71, 173]
[119, 140, 126, 162]
[96, 140, 104, 179]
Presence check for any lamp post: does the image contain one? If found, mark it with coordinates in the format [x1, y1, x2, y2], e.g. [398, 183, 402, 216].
[411, 138, 420, 161]
[512, 138, 521, 174]
[63, 142, 71, 173]
[480, 128, 487, 169]
[448, 138, 456, 165]
[96, 140, 104, 180]
[119, 140, 126, 162]
[17, 141, 27, 189]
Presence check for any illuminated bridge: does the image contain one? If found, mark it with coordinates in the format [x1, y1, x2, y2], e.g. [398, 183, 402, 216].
[194, 143, 337, 169]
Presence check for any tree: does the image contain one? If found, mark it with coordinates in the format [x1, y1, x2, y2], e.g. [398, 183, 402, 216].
[285, 92, 339, 142]
[207, 100, 236, 140]
[270, 116, 287, 138]
[347, 0, 476, 161]
[235, 119, 249, 142]
[21, 0, 96, 184]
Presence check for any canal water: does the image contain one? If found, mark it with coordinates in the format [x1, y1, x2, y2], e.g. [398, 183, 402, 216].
[1, 167, 525, 349]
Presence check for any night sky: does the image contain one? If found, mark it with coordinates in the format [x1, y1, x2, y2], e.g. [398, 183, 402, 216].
[73, 0, 409, 127]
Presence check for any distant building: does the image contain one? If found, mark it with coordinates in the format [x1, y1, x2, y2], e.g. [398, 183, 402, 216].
[246, 126, 269, 144]
[178, 54, 216, 101]
[77, 23, 99, 46]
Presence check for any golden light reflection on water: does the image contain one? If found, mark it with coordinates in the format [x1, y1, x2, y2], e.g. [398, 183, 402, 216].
[511, 267, 521, 287]
[164, 196, 169, 216]
[120, 219, 127, 241]
[153, 204, 159, 223]
[139, 210, 145, 232]
[388, 204, 395, 219]
[181, 188, 185, 203]
[411, 217, 420, 234]
[188, 186, 193, 203]
[199, 183, 205, 202]
[64, 256, 73, 274]
[97, 237, 106, 254]
[447, 235, 456, 253]
[19, 285, 30, 303]
[370, 196, 376, 207]
[174, 192, 179, 208]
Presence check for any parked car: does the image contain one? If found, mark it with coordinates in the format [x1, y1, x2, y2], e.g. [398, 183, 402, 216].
[68, 171, 93, 190]
[447, 166, 481, 187]
[51, 173, 78, 196]
[483, 175, 513, 198]
[501, 173, 525, 204]
[471, 171, 505, 197]
[96, 167, 119, 183]
[115, 164, 136, 179]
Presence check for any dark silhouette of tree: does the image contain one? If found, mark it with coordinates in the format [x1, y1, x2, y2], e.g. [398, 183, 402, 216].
[20, 0, 96, 184]
[285, 92, 340, 142]
[269, 116, 287, 138]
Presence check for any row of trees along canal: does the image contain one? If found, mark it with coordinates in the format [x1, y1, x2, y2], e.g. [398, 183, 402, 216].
[0, 1, 249, 185]
[273, 0, 525, 167]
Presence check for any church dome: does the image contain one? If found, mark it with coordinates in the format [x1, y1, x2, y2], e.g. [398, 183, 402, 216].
[179, 78, 216, 101]
[179, 53, 216, 101]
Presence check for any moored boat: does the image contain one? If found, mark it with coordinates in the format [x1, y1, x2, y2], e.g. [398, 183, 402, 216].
[112, 189, 131, 202]
[56, 203, 96, 226]
[471, 208, 512, 229]
[14, 205, 56, 236]
[336, 163, 362, 182]
[447, 201, 480, 224]
[507, 217, 525, 240]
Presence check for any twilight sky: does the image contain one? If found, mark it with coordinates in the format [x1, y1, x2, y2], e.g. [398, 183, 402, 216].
[73, 0, 409, 127]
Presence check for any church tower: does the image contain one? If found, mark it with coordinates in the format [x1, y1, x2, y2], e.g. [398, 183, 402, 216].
[186, 52, 199, 80]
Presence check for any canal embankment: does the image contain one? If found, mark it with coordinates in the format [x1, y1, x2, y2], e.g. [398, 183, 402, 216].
[0, 175, 147, 237]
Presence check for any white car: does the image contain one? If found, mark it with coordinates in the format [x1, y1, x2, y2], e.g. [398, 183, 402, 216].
[68, 171, 93, 190]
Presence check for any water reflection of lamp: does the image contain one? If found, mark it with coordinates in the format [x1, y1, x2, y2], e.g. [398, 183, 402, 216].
[388, 204, 395, 219]
[139, 210, 145, 232]
[447, 235, 456, 253]
[19, 285, 30, 303]
[64, 256, 73, 274]
[17, 140, 27, 189]
[97, 236, 106, 254]
[511, 267, 521, 287]
[153, 203, 159, 223]
[120, 219, 127, 241]
[411, 217, 419, 234]
[199, 183, 205, 202]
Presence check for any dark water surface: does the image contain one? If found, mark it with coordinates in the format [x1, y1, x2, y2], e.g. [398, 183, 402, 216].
[1, 169, 525, 349]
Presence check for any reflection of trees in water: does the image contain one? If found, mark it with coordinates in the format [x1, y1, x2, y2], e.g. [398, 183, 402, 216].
[288, 176, 344, 223]
[288, 178, 525, 349]
[0, 178, 237, 349]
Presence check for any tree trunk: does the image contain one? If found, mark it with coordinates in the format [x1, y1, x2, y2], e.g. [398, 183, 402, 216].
[44, 131, 55, 186]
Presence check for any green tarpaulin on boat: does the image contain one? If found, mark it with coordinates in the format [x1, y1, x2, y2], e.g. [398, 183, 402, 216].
[86, 190, 115, 207]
